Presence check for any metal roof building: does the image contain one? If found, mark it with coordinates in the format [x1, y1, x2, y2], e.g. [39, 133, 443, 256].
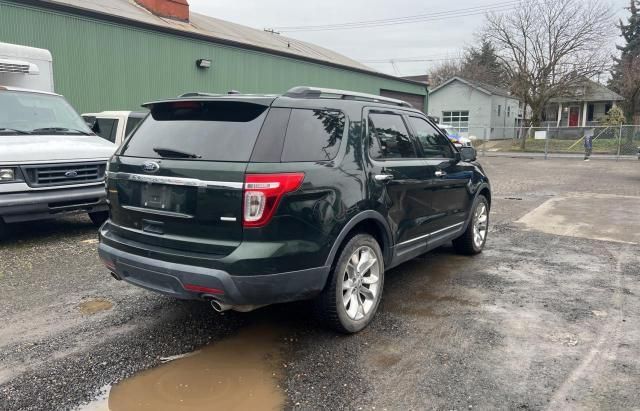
[0, 0, 428, 113]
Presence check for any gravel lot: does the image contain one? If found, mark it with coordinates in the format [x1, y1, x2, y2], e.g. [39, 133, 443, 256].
[1, 157, 639, 410]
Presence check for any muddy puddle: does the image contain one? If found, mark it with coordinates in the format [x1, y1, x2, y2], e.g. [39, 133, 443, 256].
[79, 298, 113, 315]
[81, 326, 286, 411]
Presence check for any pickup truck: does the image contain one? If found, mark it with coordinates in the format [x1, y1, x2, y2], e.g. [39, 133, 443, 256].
[0, 86, 116, 239]
[82, 111, 146, 145]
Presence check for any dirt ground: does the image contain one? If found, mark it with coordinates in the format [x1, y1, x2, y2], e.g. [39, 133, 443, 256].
[1, 157, 639, 411]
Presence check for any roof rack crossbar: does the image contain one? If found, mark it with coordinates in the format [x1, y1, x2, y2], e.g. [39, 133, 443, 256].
[284, 86, 413, 108]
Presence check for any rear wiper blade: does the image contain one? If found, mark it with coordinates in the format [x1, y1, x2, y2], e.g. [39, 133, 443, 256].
[153, 147, 202, 159]
[0, 127, 30, 134]
[31, 127, 91, 136]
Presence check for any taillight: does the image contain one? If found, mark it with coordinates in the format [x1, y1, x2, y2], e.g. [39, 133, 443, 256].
[243, 173, 304, 228]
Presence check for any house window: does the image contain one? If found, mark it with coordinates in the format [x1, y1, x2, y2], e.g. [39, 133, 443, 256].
[604, 103, 612, 115]
[587, 104, 595, 122]
[507, 106, 511, 117]
[497, 105, 502, 116]
[441, 111, 469, 133]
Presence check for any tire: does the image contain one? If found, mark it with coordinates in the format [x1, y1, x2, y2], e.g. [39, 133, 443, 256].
[88, 211, 109, 227]
[314, 234, 385, 333]
[453, 195, 489, 255]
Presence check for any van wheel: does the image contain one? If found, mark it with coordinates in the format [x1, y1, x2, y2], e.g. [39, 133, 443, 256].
[88, 211, 109, 227]
[453, 195, 489, 255]
[314, 234, 384, 333]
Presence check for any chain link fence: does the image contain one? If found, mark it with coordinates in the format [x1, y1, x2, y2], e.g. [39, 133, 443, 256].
[467, 125, 640, 160]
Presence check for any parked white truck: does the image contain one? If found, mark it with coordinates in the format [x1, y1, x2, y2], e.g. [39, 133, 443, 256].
[0, 42, 116, 239]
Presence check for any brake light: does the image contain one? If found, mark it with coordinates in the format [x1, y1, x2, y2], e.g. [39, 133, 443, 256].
[243, 173, 304, 228]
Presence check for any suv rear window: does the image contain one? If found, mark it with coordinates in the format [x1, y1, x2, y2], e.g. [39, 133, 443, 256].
[120, 101, 268, 162]
[280, 109, 345, 162]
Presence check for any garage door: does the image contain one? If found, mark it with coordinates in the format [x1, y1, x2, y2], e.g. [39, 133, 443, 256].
[380, 89, 425, 112]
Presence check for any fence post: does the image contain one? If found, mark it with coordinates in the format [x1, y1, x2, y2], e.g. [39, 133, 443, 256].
[482, 127, 487, 157]
[617, 124, 623, 161]
[544, 124, 549, 160]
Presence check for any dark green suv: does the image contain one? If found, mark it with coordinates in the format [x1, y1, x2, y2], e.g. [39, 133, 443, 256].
[98, 87, 491, 333]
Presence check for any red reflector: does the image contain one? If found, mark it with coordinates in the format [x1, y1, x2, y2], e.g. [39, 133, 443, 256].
[184, 284, 224, 295]
[243, 173, 304, 228]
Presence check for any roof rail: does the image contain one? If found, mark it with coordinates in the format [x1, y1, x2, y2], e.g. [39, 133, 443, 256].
[284, 86, 413, 108]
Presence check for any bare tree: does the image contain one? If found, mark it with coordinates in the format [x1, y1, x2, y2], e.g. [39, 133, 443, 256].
[483, 0, 615, 148]
[427, 59, 463, 88]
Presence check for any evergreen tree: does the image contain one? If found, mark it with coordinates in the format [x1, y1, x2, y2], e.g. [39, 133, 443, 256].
[461, 40, 508, 87]
[610, 1, 640, 123]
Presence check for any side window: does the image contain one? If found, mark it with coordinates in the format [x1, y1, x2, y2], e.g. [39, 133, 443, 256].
[94, 118, 119, 143]
[408, 116, 454, 159]
[125, 116, 143, 137]
[281, 109, 345, 162]
[368, 112, 417, 160]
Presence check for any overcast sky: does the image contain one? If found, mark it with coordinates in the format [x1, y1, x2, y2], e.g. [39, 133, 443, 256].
[188, 0, 631, 77]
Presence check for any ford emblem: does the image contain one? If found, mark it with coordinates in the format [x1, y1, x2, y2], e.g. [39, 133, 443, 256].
[64, 170, 79, 178]
[142, 161, 160, 173]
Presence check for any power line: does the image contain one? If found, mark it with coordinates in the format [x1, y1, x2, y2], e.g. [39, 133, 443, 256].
[272, 1, 520, 32]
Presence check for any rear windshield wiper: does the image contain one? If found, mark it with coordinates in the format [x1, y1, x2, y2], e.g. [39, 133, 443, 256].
[153, 147, 202, 159]
[31, 127, 92, 136]
[0, 127, 31, 134]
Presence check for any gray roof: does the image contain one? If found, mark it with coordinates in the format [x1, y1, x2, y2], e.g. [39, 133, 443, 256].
[549, 79, 624, 103]
[430, 77, 514, 99]
[35, 0, 376, 74]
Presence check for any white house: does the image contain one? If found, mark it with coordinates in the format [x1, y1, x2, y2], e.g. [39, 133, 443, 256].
[542, 80, 624, 127]
[428, 77, 520, 139]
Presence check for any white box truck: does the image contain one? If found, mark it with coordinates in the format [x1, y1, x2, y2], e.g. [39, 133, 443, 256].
[0, 42, 116, 240]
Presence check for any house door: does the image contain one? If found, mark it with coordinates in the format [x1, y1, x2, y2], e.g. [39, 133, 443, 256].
[568, 106, 580, 127]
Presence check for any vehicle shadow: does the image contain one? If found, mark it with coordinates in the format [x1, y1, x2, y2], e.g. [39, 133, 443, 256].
[0, 214, 97, 245]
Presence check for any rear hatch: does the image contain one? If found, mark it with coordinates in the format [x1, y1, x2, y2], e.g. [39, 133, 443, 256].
[107, 98, 274, 257]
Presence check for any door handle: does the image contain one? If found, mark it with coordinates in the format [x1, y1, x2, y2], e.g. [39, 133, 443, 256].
[435, 170, 447, 177]
[374, 174, 394, 182]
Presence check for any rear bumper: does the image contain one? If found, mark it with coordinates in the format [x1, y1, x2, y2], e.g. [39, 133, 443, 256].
[98, 241, 331, 306]
[0, 185, 108, 223]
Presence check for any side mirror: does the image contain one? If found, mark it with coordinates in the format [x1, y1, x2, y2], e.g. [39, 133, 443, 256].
[460, 146, 477, 162]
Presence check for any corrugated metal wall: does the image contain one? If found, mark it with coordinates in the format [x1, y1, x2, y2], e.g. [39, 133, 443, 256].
[0, 1, 427, 114]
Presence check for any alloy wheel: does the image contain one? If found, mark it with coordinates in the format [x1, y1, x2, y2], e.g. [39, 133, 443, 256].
[473, 202, 488, 248]
[342, 246, 381, 321]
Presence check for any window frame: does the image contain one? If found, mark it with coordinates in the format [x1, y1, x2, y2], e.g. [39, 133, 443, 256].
[406, 115, 456, 160]
[364, 107, 422, 162]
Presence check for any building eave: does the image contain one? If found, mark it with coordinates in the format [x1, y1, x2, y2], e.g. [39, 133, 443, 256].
[6, 0, 427, 90]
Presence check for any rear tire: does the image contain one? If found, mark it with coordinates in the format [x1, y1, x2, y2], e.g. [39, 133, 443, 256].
[88, 211, 109, 227]
[453, 195, 489, 255]
[314, 234, 384, 333]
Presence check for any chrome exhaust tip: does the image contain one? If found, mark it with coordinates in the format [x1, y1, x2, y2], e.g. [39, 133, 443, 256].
[205, 297, 232, 312]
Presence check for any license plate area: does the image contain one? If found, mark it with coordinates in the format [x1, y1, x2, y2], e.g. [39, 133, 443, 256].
[117, 181, 197, 215]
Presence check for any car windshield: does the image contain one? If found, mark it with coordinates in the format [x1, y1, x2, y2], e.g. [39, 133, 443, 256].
[0, 90, 91, 136]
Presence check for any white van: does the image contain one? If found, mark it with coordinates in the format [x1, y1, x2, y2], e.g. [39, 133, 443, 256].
[0, 43, 116, 239]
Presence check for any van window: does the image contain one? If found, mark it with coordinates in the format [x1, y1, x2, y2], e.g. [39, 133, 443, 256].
[0, 91, 91, 135]
[280, 109, 345, 162]
[94, 118, 119, 143]
[120, 101, 268, 162]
